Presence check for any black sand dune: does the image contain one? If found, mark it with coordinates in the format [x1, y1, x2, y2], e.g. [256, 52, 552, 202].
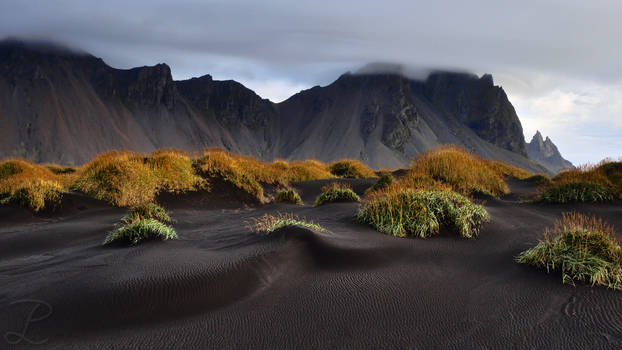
[1, 179, 622, 349]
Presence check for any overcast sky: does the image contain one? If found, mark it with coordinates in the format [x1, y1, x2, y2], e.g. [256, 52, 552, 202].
[1, 0, 621, 165]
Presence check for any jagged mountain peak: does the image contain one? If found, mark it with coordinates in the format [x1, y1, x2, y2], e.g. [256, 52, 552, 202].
[526, 132, 573, 173]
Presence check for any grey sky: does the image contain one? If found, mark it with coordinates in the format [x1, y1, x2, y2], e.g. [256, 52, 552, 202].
[1, 0, 621, 164]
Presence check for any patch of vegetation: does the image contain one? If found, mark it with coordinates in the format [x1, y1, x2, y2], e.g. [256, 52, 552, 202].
[126, 202, 173, 224]
[365, 174, 395, 193]
[75, 150, 205, 207]
[280, 159, 335, 182]
[0, 159, 69, 212]
[525, 174, 551, 185]
[73, 151, 160, 206]
[194, 149, 266, 202]
[407, 146, 509, 197]
[539, 182, 614, 203]
[315, 182, 361, 206]
[103, 218, 178, 245]
[45, 164, 77, 175]
[517, 212, 622, 290]
[329, 159, 377, 178]
[486, 160, 532, 180]
[357, 189, 490, 238]
[538, 161, 621, 203]
[250, 213, 326, 234]
[275, 189, 303, 205]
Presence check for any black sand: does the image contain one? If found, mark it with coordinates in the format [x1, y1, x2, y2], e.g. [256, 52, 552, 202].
[1, 179, 622, 349]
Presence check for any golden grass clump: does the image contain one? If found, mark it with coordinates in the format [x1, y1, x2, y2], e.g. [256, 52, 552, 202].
[407, 145, 509, 197]
[517, 212, 622, 290]
[329, 159, 377, 178]
[74, 151, 160, 206]
[485, 160, 532, 180]
[281, 159, 335, 182]
[0, 158, 68, 212]
[194, 149, 265, 202]
[538, 161, 621, 203]
[249, 212, 326, 234]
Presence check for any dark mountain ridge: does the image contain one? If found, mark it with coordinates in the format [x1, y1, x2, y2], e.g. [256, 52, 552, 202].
[0, 39, 553, 173]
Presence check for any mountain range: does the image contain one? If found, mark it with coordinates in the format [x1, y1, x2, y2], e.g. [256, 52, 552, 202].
[0, 39, 572, 173]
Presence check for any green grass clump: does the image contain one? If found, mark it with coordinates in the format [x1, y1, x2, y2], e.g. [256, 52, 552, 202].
[366, 174, 395, 193]
[357, 189, 490, 238]
[250, 213, 326, 234]
[103, 218, 178, 245]
[104, 203, 177, 245]
[126, 203, 173, 224]
[275, 189, 303, 205]
[539, 182, 614, 203]
[329, 159, 377, 178]
[314, 182, 360, 206]
[516, 212, 622, 290]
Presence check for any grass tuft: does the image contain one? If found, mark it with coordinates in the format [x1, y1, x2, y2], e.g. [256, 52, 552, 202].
[315, 182, 361, 206]
[103, 218, 178, 245]
[357, 189, 489, 238]
[329, 159, 377, 178]
[486, 160, 532, 179]
[275, 189, 303, 205]
[126, 202, 173, 224]
[407, 146, 509, 197]
[365, 174, 395, 193]
[538, 161, 621, 203]
[250, 213, 326, 234]
[0, 159, 69, 212]
[516, 212, 622, 290]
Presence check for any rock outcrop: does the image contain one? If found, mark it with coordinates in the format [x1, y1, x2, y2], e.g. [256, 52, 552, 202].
[526, 131, 574, 173]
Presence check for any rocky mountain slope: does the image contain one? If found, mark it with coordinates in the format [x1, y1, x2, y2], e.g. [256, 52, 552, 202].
[526, 131, 574, 173]
[0, 39, 552, 173]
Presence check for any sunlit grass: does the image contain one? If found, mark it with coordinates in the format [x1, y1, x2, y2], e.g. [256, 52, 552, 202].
[407, 145, 509, 197]
[249, 212, 326, 234]
[0, 158, 69, 212]
[329, 159, 377, 178]
[357, 188, 489, 238]
[314, 182, 360, 206]
[275, 189, 303, 205]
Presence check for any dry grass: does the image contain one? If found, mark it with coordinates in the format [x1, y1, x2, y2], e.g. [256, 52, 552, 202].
[407, 145, 509, 197]
[517, 212, 622, 290]
[486, 160, 532, 180]
[74, 150, 205, 207]
[249, 213, 326, 234]
[329, 159, 377, 178]
[0, 158, 70, 212]
[539, 161, 621, 203]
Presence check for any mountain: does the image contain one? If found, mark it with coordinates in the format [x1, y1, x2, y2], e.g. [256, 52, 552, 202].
[0, 39, 551, 173]
[526, 131, 574, 173]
